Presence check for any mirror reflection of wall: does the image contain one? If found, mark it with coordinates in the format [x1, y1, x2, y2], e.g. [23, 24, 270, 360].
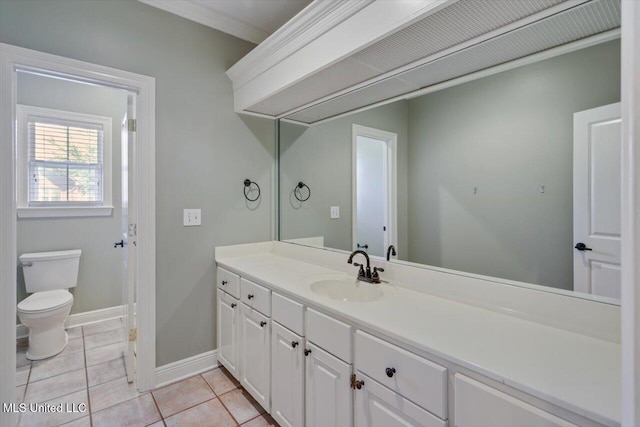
[280, 39, 621, 296]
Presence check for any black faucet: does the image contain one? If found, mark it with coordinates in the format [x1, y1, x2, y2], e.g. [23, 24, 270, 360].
[348, 250, 383, 283]
[386, 245, 397, 261]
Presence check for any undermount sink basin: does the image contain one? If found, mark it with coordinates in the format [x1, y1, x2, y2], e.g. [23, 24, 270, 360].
[308, 274, 393, 302]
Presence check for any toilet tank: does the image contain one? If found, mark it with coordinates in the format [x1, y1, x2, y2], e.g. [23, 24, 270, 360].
[19, 250, 82, 293]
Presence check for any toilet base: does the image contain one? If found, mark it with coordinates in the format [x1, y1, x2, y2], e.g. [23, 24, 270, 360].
[26, 329, 69, 361]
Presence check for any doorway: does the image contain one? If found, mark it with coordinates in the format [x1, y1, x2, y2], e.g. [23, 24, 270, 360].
[1, 43, 156, 426]
[352, 124, 397, 258]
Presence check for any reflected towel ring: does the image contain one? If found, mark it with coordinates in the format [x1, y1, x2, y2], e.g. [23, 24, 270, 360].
[243, 179, 261, 202]
[294, 181, 311, 202]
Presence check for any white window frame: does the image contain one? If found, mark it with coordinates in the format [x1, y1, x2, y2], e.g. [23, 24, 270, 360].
[16, 104, 113, 218]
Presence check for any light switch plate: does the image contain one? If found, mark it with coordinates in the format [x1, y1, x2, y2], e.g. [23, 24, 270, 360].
[330, 206, 340, 219]
[183, 209, 201, 226]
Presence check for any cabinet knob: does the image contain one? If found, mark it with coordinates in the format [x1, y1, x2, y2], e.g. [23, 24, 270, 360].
[291, 341, 299, 348]
[221, 280, 227, 285]
[304, 349, 312, 356]
[247, 294, 254, 300]
[231, 303, 237, 308]
[355, 379, 365, 390]
[260, 321, 267, 327]
[385, 367, 396, 378]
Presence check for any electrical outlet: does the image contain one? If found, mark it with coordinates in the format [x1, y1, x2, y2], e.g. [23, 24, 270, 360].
[330, 206, 340, 219]
[183, 209, 201, 226]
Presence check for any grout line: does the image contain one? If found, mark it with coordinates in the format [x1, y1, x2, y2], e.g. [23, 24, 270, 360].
[200, 373, 240, 426]
[80, 326, 94, 427]
[149, 389, 166, 426]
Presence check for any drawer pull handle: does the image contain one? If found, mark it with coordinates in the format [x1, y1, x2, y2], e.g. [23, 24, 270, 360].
[385, 367, 396, 378]
[260, 321, 267, 327]
[221, 280, 227, 286]
[291, 341, 299, 348]
[304, 349, 312, 356]
[247, 294, 254, 300]
[231, 303, 237, 308]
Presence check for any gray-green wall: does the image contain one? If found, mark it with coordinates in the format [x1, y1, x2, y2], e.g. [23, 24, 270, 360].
[280, 101, 409, 258]
[407, 40, 621, 290]
[1, 0, 275, 366]
[16, 73, 127, 317]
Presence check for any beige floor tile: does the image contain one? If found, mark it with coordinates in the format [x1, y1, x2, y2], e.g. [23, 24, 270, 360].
[87, 357, 126, 387]
[84, 329, 124, 350]
[66, 327, 83, 340]
[219, 389, 265, 424]
[92, 394, 161, 427]
[242, 414, 280, 427]
[25, 368, 87, 403]
[58, 337, 84, 357]
[17, 363, 31, 386]
[59, 416, 91, 426]
[202, 367, 239, 396]
[146, 422, 165, 427]
[89, 376, 145, 412]
[30, 351, 84, 382]
[152, 375, 216, 418]
[85, 341, 126, 366]
[16, 385, 26, 404]
[83, 318, 123, 337]
[17, 339, 30, 368]
[19, 389, 89, 427]
[165, 398, 235, 427]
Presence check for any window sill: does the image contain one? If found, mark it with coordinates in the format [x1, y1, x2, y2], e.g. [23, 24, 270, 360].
[17, 206, 114, 218]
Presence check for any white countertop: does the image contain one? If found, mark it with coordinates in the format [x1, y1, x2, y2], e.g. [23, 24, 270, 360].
[217, 252, 621, 427]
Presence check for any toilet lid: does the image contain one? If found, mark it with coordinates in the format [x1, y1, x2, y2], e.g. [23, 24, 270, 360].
[18, 290, 73, 313]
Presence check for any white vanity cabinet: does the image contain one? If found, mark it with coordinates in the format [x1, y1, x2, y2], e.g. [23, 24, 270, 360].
[239, 303, 271, 411]
[271, 321, 305, 427]
[216, 289, 240, 379]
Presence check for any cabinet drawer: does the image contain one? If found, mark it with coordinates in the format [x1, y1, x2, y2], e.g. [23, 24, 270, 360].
[355, 331, 447, 419]
[454, 374, 577, 427]
[306, 308, 352, 362]
[272, 292, 304, 336]
[217, 267, 240, 299]
[241, 278, 271, 317]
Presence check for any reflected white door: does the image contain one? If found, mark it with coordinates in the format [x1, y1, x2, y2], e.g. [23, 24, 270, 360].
[573, 103, 621, 298]
[121, 94, 137, 383]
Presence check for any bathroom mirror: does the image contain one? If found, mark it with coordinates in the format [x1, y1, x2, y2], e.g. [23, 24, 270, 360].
[278, 37, 622, 302]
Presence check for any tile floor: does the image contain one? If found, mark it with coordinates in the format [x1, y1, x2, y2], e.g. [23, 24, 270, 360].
[16, 318, 278, 427]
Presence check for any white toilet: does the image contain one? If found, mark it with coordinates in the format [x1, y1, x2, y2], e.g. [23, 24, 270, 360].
[17, 249, 82, 360]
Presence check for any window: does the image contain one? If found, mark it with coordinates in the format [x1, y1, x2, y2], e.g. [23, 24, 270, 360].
[17, 105, 113, 217]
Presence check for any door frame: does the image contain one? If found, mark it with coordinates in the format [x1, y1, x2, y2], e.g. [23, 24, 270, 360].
[0, 44, 156, 423]
[351, 124, 398, 255]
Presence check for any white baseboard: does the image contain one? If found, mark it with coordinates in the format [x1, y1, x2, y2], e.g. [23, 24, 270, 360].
[155, 350, 219, 388]
[16, 304, 126, 339]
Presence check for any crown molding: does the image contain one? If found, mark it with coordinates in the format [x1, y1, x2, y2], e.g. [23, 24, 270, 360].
[137, 0, 270, 44]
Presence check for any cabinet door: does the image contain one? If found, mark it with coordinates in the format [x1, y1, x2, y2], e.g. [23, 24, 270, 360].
[355, 371, 446, 427]
[271, 322, 305, 427]
[305, 342, 352, 427]
[240, 303, 271, 412]
[217, 289, 240, 380]
[454, 374, 577, 427]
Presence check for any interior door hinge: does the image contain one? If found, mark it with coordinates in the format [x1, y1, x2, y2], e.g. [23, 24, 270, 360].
[129, 328, 137, 342]
[128, 223, 137, 237]
[127, 118, 137, 132]
[350, 374, 364, 390]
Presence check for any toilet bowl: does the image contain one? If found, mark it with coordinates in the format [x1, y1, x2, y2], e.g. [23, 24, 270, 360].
[17, 249, 81, 360]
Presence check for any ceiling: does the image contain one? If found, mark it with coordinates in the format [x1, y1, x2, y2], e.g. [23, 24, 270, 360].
[138, 0, 313, 44]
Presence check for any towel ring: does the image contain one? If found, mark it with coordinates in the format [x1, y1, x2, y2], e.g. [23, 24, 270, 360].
[243, 179, 261, 202]
[294, 181, 311, 202]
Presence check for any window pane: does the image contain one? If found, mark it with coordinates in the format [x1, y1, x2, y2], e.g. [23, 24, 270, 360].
[32, 123, 69, 162]
[68, 166, 102, 202]
[68, 126, 100, 164]
[29, 163, 68, 202]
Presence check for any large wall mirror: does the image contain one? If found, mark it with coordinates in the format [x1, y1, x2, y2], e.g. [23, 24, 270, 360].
[278, 34, 621, 303]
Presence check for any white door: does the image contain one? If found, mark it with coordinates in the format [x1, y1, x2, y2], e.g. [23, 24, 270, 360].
[271, 321, 305, 427]
[121, 95, 137, 383]
[305, 342, 352, 427]
[352, 125, 397, 258]
[354, 372, 445, 427]
[573, 103, 622, 298]
[240, 304, 271, 412]
[217, 289, 240, 379]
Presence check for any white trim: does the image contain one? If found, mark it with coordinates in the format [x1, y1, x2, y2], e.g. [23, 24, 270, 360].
[137, 0, 269, 45]
[302, 29, 621, 126]
[0, 44, 156, 423]
[17, 206, 114, 218]
[621, 1, 640, 425]
[351, 125, 397, 255]
[16, 304, 127, 339]
[155, 350, 219, 388]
